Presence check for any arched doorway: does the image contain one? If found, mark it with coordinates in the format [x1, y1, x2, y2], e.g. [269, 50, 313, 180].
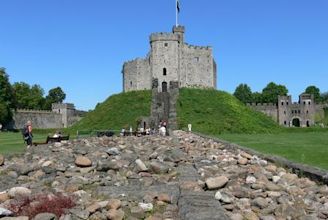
[292, 118, 300, 127]
[306, 120, 310, 127]
[162, 81, 167, 92]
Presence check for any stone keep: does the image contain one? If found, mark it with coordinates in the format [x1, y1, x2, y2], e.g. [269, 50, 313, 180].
[122, 26, 217, 92]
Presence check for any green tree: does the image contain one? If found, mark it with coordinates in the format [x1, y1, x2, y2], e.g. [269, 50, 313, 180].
[262, 82, 288, 103]
[305, 85, 321, 103]
[44, 87, 66, 110]
[233, 83, 253, 103]
[252, 92, 263, 103]
[13, 82, 45, 109]
[321, 92, 328, 103]
[0, 68, 15, 125]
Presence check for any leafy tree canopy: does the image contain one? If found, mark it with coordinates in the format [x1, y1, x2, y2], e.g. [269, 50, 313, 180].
[44, 87, 66, 110]
[262, 82, 288, 103]
[233, 83, 253, 103]
[305, 85, 321, 103]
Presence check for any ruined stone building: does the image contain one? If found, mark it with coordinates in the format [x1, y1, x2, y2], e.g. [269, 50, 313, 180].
[248, 94, 327, 127]
[122, 26, 217, 93]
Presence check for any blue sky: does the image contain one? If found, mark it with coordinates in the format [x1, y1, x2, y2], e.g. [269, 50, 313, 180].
[1, 0, 327, 110]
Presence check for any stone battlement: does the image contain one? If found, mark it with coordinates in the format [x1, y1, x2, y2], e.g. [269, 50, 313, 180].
[16, 109, 57, 114]
[184, 43, 212, 50]
[247, 103, 277, 106]
[149, 33, 179, 42]
[123, 58, 146, 66]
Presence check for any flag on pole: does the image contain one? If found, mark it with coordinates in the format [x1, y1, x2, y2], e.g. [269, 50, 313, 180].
[177, 0, 180, 13]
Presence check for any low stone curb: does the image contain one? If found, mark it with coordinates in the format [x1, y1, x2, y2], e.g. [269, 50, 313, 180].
[193, 132, 328, 185]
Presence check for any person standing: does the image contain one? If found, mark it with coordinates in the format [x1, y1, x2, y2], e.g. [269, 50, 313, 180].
[24, 120, 33, 147]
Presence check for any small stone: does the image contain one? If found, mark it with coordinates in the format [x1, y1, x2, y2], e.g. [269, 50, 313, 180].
[1, 217, 29, 220]
[230, 213, 243, 220]
[238, 157, 248, 165]
[106, 147, 120, 156]
[246, 176, 257, 184]
[243, 211, 259, 220]
[70, 209, 90, 220]
[42, 161, 53, 167]
[157, 193, 171, 203]
[8, 187, 31, 199]
[33, 213, 57, 220]
[138, 203, 153, 212]
[0, 154, 4, 166]
[266, 165, 277, 173]
[267, 191, 281, 198]
[272, 176, 281, 183]
[0, 192, 10, 203]
[106, 209, 124, 220]
[149, 161, 169, 174]
[130, 206, 146, 219]
[54, 142, 62, 147]
[241, 152, 252, 159]
[215, 191, 232, 204]
[265, 182, 281, 191]
[252, 197, 269, 209]
[108, 199, 122, 210]
[75, 156, 92, 167]
[205, 176, 229, 190]
[261, 216, 276, 220]
[259, 160, 268, 166]
[86, 203, 101, 214]
[135, 159, 148, 171]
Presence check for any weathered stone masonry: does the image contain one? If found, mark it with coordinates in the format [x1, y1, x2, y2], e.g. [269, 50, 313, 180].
[122, 26, 217, 93]
[248, 93, 328, 127]
[7, 103, 83, 129]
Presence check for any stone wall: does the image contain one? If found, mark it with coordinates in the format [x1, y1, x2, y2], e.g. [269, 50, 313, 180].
[6, 103, 83, 130]
[123, 58, 151, 92]
[181, 44, 215, 88]
[10, 109, 63, 129]
[247, 103, 278, 122]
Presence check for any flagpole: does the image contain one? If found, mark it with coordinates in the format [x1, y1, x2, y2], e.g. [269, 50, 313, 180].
[176, 0, 178, 27]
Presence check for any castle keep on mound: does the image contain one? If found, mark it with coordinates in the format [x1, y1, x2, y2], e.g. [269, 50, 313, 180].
[248, 94, 327, 127]
[122, 26, 217, 93]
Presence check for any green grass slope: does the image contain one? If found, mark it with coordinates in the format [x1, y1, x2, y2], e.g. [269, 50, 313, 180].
[70, 88, 279, 134]
[70, 90, 151, 131]
[177, 88, 280, 134]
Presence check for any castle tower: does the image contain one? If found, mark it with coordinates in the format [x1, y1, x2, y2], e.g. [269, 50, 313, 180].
[149, 27, 184, 92]
[52, 103, 76, 128]
[278, 95, 292, 126]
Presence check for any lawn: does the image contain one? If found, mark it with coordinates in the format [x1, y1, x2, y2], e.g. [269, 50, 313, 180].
[0, 132, 48, 155]
[219, 130, 328, 170]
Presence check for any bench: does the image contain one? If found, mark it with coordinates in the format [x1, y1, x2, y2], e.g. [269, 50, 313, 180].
[33, 135, 70, 146]
[46, 135, 70, 143]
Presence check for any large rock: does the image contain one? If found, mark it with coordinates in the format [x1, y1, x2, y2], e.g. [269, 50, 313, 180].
[8, 187, 31, 198]
[106, 209, 124, 220]
[0, 154, 4, 166]
[75, 156, 92, 167]
[0, 207, 13, 217]
[205, 176, 229, 190]
[33, 213, 57, 220]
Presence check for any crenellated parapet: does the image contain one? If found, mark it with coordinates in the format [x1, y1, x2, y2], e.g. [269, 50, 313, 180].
[184, 43, 212, 51]
[149, 33, 179, 43]
[15, 109, 57, 114]
[246, 103, 277, 107]
[123, 57, 146, 67]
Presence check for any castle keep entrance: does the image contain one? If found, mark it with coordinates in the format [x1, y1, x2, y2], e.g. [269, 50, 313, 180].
[292, 118, 300, 127]
[162, 82, 168, 92]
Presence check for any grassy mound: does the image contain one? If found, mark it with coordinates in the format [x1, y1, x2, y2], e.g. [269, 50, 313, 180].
[177, 88, 280, 134]
[70, 90, 151, 131]
[70, 88, 279, 134]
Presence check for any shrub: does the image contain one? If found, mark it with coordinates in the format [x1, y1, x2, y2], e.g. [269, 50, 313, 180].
[7, 193, 76, 218]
